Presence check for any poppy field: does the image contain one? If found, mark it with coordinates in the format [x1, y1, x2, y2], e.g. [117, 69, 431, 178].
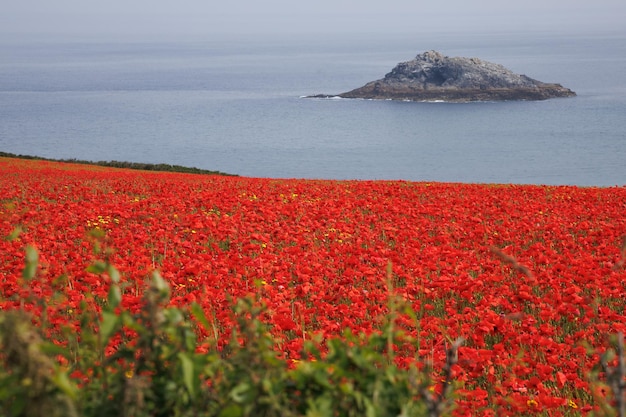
[1, 156, 626, 415]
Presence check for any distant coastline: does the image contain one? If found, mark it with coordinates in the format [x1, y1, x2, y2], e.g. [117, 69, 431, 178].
[0, 151, 236, 176]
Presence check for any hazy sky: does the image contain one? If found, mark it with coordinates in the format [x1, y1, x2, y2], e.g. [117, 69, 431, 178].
[2, 0, 625, 39]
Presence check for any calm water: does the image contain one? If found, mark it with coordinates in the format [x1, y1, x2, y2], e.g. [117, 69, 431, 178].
[1, 31, 625, 186]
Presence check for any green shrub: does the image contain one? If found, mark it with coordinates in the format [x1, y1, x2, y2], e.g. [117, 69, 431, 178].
[0, 248, 458, 417]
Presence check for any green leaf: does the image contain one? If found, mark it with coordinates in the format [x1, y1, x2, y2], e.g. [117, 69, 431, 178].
[306, 396, 333, 417]
[261, 378, 273, 395]
[51, 371, 77, 399]
[100, 310, 120, 345]
[10, 395, 26, 416]
[40, 342, 70, 357]
[163, 307, 184, 325]
[218, 404, 243, 417]
[52, 273, 69, 288]
[86, 261, 107, 275]
[22, 245, 39, 281]
[230, 382, 251, 403]
[178, 352, 196, 400]
[107, 284, 122, 309]
[107, 265, 121, 283]
[5, 226, 22, 241]
[151, 271, 170, 296]
[190, 302, 212, 332]
[88, 228, 106, 240]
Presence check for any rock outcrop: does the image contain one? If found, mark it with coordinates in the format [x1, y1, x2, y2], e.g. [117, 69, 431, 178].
[313, 50, 575, 102]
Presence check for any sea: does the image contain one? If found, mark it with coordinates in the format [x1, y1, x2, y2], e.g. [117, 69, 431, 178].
[1, 30, 625, 186]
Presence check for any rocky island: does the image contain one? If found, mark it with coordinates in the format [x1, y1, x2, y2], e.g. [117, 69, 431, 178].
[310, 50, 575, 102]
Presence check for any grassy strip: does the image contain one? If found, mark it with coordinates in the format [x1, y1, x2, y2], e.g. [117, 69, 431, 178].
[0, 151, 237, 176]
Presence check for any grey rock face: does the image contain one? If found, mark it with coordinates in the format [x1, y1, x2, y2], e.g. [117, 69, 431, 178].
[324, 50, 576, 102]
[385, 51, 536, 88]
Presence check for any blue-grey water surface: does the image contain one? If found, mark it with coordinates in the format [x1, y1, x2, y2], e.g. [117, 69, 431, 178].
[1, 31, 625, 185]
